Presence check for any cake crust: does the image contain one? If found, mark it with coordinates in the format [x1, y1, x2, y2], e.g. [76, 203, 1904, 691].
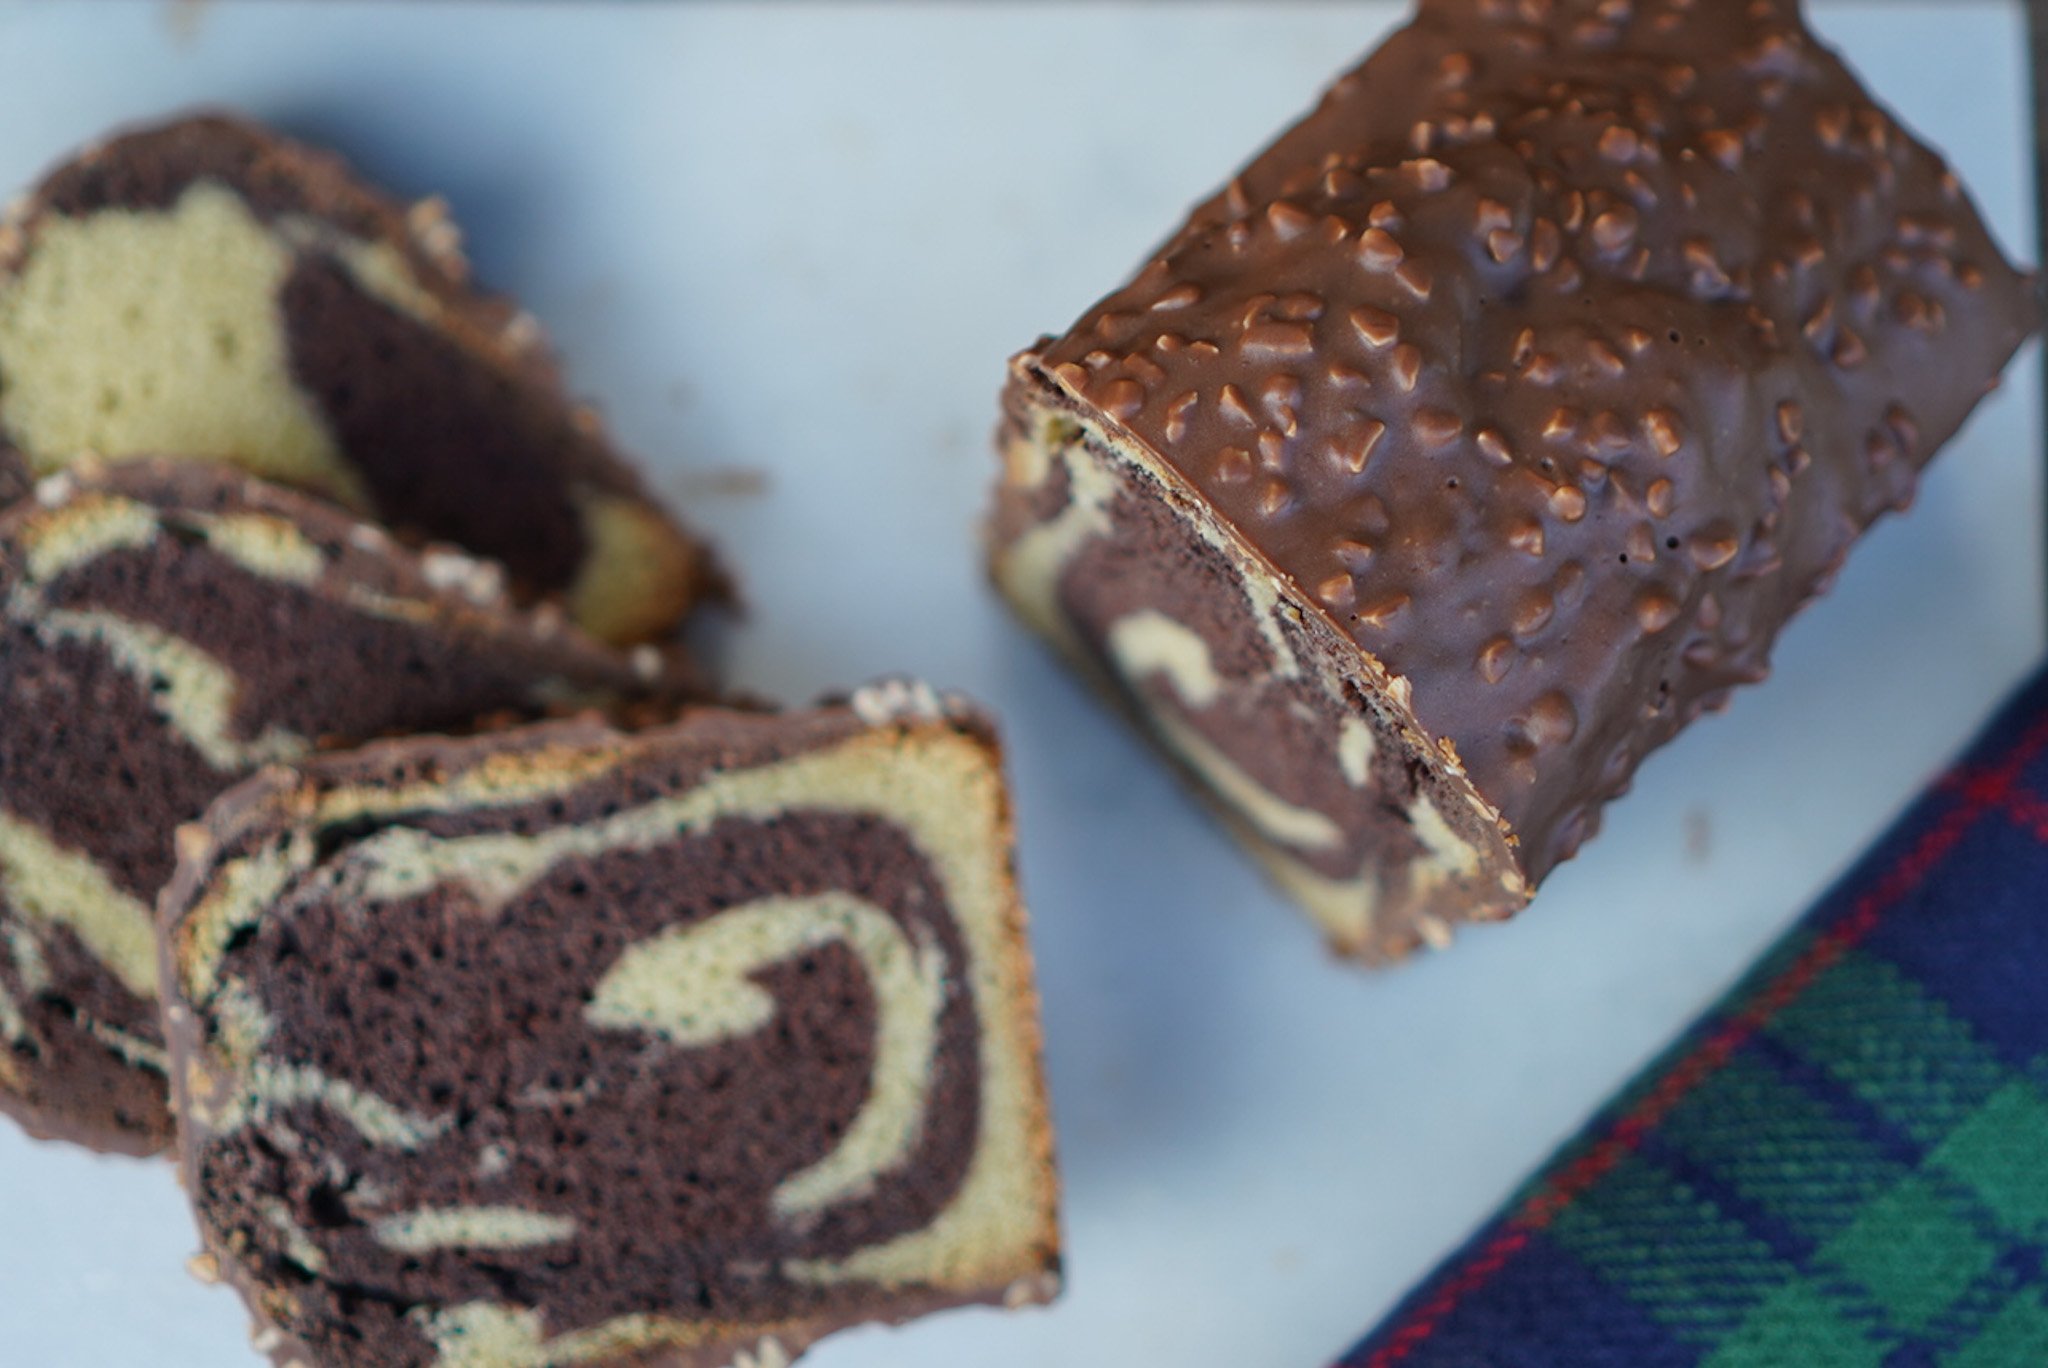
[992, 0, 2037, 957]
[160, 696, 1060, 1367]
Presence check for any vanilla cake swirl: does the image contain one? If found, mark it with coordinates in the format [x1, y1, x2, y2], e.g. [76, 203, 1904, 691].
[160, 694, 1061, 1367]
[0, 460, 664, 1154]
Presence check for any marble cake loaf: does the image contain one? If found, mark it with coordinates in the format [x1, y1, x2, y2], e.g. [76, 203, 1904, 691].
[990, 0, 2038, 960]
[0, 459, 668, 1156]
[0, 113, 714, 645]
[160, 688, 1061, 1368]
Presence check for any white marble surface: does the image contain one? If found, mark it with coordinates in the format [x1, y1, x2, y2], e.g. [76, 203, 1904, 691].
[0, 3, 2037, 1365]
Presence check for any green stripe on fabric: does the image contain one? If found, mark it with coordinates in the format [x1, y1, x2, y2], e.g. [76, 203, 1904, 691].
[1942, 1289, 2048, 1368]
[1699, 1281, 1888, 1368]
[1658, 1052, 1906, 1245]
[1815, 1174, 1998, 1335]
[1930, 1077, 2048, 1241]
[1547, 1153, 1789, 1344]
[1901, 1250, 2048, 1360]
[1768, 952, 2011, 1148]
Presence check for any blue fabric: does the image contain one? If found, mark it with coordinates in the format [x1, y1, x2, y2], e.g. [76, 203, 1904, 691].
[1336, 662, 2048, 1368]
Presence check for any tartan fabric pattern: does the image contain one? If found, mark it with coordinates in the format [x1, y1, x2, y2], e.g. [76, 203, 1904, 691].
[1338, 665, 2048, 1368]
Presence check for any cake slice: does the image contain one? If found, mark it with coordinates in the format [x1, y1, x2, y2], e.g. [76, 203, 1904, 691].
[0, 460, 670, 1155]
[0, 112, 715, 644]
[989, 0, 2037, 960]
[159, 686, 1061, 1367]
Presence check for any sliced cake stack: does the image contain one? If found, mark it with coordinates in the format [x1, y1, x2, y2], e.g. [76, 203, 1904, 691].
[162, 691, 1059, 1368]
[0, 113, 1062, 1367]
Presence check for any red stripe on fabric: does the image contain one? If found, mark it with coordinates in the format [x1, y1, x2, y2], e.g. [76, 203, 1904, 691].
[1359, 711, 2048, 1368]
[1375, 1232, 1533, 1358]
[1997, 788, 2048, 843]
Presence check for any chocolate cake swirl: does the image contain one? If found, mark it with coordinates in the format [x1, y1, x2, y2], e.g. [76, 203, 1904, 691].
[0, 113, 717, 644]
[0, 460, 666, 1154]
[990, 0, 2039, 959]
[160, 696, 1061, 1368]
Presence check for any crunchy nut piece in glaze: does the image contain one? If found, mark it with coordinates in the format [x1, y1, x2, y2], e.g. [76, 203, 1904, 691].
[989, 0, 2038, 959]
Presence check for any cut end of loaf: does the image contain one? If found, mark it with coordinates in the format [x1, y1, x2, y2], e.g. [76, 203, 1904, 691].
[990, 359, 1527, 962]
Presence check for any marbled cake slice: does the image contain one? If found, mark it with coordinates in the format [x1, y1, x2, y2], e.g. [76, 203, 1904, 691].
[990, 0, 2037, 960]
[0, 112, 716, 644]
[160, 687, 1061, 1368]
[0, 459, 669, 1154]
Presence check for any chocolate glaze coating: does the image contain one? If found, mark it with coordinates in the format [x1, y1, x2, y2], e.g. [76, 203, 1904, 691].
[1028, 0, 2037, 886]
[0, 461, 667, 1153]
[161, 703, 1061, 1367]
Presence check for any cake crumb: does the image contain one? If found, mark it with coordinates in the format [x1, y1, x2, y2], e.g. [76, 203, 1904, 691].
[162, 0, 211, 44]
[849, 677, 950, 726]
[1685, 808, 1713, 865]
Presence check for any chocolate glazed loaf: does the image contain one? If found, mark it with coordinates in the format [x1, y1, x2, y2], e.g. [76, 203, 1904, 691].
[0, 460, 669, 1155]
[990, 0, 2038, 961]
[159, 689, 1060, 1368]
[0, 113, 716, 645]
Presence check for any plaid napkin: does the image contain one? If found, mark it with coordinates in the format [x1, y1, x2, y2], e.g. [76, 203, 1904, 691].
[1338, 663, 2048, 1368]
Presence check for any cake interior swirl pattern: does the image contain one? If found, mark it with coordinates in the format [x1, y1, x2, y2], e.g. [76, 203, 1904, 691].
[160, 700, 1060, 1368]
[0, 460, 656, 1156]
